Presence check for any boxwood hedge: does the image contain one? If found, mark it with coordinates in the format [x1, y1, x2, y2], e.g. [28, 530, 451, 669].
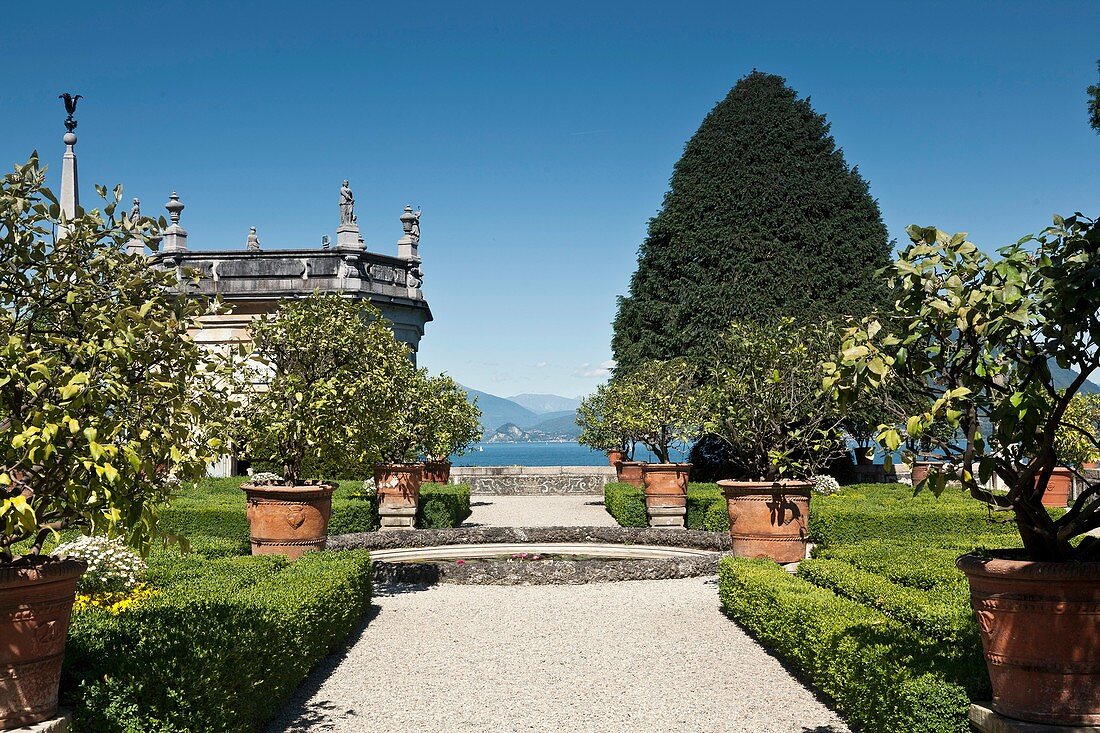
[603, 481, 728, 530]
[809, 483, 1020, 546]
[63, 550, 374, 733]
[719, 557, 971, 733]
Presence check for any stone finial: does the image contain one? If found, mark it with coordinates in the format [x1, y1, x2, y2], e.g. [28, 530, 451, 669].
[165, 192, 184, 225]
[397, 205, 421, 260]
[160, 192, 188, 253]
[246, 226, 261, 251]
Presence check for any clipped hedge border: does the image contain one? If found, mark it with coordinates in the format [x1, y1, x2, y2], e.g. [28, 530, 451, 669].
[329, 482, 472, 534]
[718, 556, 970, 733]
[603, 481, 728, 530]
[63, 549, 373, 733]
[809, 483, 1019, 546]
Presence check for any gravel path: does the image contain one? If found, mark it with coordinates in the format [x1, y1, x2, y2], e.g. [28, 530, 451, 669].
[267, 576, 849, 733]
[465, 494, 618, 527]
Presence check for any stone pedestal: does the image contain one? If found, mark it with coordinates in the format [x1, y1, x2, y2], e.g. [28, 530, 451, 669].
[969, 703, 1100, 733]
[8, 709, 72, 733]
[336, 223, 363, 250]
[646, 505, 685, 529]
[379, 505, 416, 530]
[397, 234, 418, 260]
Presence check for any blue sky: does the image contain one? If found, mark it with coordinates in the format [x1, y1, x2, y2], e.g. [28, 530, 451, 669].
[3, 1, 1098, 398]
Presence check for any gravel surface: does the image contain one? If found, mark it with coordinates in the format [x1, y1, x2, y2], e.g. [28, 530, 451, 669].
[465, 494, 619, 527]
[266, 576, 850, 733]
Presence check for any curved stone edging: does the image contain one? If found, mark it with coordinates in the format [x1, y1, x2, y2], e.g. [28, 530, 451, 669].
[327, 526, 731, 586]
[372, 553, 721, 586]
[328, 525, 732, 552]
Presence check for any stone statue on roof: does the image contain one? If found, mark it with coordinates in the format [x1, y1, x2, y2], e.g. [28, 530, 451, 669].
[339, 180, 356, 226]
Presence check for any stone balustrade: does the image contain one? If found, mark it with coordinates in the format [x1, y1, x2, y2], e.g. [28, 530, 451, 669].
[449, 466, 617, 495]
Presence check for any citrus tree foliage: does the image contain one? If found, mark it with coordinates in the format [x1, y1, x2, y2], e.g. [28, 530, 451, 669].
[612, 71, 892, 371]
[824, 216, 1100, 562]
[1055, 392, 1100, 467]
[372, 359, 434, 464]
[705, 318, 845, 481]
[576, 381, 633, 456]
[611, 359, 706, 464]
[419, 375, 482, 461]
[0, 156, 234, 564]
[232, 294, 410, 483]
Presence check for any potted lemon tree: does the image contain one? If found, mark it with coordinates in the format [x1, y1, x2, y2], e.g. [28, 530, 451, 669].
[613, 359, 706, 527]
[420, 375, 482, 483]
[233, 294, 409, 556]
[826, 216, 1100, 726]
[0, 159, 233, 728]
[372, 360, 433, 529]
[577, 382, 635, 469]
[705, 318, 845, 563]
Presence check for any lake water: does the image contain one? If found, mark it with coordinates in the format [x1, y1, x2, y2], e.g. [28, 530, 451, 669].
[451, 442, 687, 467]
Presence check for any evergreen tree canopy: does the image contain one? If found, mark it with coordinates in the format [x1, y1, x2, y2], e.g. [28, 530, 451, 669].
[612, 71, 893, 370]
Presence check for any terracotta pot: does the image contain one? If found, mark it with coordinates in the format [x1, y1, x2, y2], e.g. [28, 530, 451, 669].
[240, 482, 335, 560]
[719, 480, 812, 564]
[641, 462, 691, 510]
[422, 460, 452, 484]
[1037, 466, 1073, 508]
[910, 461, 942, 486]
[606, 449, 626, 467]
[0, 558, 86, 729]
[855, 446, 875, 466]
[615, 460, 645, 488]
[374, 464, 423, 511]
[957, 553, 1100, 725]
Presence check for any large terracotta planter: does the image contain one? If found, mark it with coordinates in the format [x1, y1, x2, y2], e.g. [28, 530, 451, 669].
[375, 464, 422, 530]
[642, 463, 691, 528]
[615, 460, 644, 488]
[0, 558, 86, 729]
[718, 480, 811, 564]
[606, 449, 626, 467]
[423, 460, 451, 484]
[241, 482, 335, 559]
[957, 553, 1100, 725]
[1037, 466, 1073, 508]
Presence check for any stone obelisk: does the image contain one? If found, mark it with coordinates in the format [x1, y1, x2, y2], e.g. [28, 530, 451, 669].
[57, 93, 82, 240]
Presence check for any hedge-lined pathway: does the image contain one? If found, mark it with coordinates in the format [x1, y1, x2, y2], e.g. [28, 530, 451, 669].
[268, 495, 848, 732]
[268, 576, 850, 733]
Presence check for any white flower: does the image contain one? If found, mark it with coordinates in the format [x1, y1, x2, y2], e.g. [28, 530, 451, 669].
[55, 534, 146, 594]
[810, 474, 841, 495]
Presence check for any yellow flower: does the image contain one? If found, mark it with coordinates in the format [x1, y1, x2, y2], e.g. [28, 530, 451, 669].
[73, 584, 158, 615]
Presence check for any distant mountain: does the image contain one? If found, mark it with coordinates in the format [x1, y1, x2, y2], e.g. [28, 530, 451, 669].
[1050, 362, 1100, 394]
[507, 393, 583, 414]
[461, 386, 538, 437]
[460, 386, 583, 440]
[526, 412, 582, 440]
[487, 423, 531, 443]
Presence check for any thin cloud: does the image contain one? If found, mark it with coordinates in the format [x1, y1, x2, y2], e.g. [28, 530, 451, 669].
[573, 359, 616, 378]
[534, 361, 549, 368]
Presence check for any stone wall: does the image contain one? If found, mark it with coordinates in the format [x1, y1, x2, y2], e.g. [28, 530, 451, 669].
[449, 466, 617, 495]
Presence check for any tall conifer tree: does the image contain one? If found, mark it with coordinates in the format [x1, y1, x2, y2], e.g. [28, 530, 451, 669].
[612, 71, 892, 370]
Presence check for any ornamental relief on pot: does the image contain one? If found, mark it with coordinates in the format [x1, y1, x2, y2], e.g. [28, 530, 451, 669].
[975, 609, 996, 635]
[285, 506, 307, 529]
